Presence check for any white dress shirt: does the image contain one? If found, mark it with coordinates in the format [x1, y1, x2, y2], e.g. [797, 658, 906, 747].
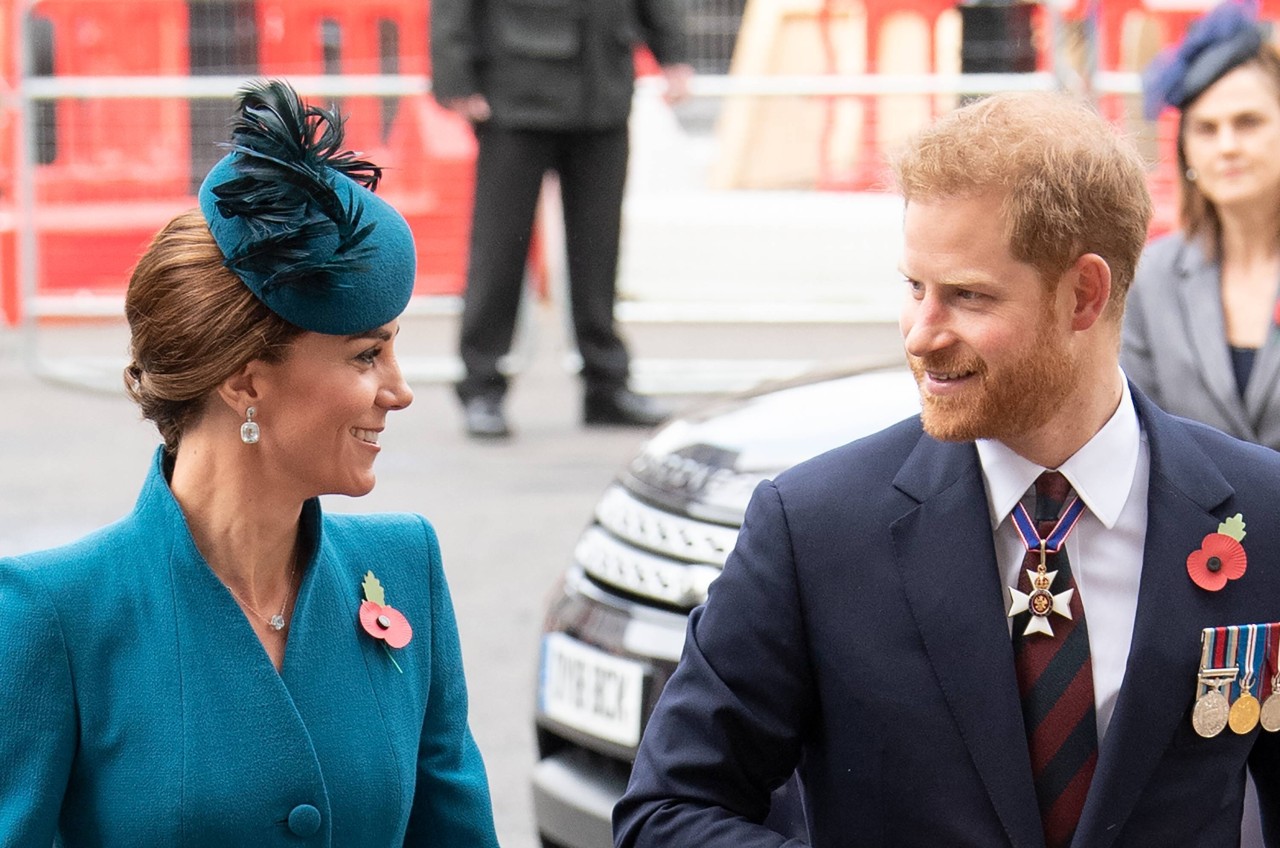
[975, 374, 1150, 743]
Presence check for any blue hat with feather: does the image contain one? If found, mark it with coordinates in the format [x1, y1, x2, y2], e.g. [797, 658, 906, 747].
[1142, 0, 1269, 120]
[198, 80, 416, 335]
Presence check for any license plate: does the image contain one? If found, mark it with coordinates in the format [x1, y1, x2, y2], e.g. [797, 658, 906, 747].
[539, 633, 644, 748]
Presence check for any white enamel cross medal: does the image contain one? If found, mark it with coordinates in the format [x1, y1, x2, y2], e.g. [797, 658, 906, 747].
[1008, 543, 1075, 637]
[1006, 495, 1085, 638]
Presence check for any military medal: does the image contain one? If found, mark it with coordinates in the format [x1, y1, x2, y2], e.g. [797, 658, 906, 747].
[1192, 627, 1237, 739]
[1230, 624, 1263, 735]
[1007, 496, 1086, 638]
[1261, 625, 1280, 732]
[1231, 693, 1261, 734]
[1262, 685, 1280, 732]
[1194, 676, 1234, 738]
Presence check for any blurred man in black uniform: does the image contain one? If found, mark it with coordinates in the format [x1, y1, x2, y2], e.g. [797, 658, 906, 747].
[430, 0, 693, 438]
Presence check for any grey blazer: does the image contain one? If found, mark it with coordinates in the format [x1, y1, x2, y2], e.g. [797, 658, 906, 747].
[1122, 232, 1280, 450]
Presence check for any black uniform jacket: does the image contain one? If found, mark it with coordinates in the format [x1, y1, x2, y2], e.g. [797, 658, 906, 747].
[429, 0, 687, 129]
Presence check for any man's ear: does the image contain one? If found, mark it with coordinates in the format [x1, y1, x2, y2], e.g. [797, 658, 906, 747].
[1066, 253, 1112, 332]
[215, 360, 265, 417]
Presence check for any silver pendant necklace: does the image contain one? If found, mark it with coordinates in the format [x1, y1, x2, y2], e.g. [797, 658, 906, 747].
[225, 556, 298, 632]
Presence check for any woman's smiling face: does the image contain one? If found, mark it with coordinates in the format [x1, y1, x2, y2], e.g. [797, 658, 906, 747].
[250, 321, 413, 499]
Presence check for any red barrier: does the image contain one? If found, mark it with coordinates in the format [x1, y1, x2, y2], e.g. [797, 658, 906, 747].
[0, 0, 479, 326]
[1, 0, 16, 324]
[35, 0, 190, 204]
[380, 95, 478, 296]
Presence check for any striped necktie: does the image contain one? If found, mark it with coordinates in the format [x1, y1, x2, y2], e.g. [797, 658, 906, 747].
[1011, 471, 1098, 848]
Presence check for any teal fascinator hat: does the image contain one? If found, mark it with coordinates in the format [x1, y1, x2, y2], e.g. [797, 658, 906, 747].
[198, 80, 416, 335]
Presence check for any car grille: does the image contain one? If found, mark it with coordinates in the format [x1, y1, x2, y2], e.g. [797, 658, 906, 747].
[580, 484, 739, 608]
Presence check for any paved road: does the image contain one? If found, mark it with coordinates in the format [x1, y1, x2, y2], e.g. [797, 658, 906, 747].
[0, 308, 904, 847]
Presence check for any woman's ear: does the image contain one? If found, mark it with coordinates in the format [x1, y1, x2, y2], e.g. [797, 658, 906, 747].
[215, 360, 264, 417]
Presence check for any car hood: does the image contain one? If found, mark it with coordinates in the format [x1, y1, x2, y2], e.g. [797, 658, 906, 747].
[622, 367, 924, 525]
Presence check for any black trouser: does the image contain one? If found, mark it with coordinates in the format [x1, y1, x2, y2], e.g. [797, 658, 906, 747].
[456, 122, 631, 402]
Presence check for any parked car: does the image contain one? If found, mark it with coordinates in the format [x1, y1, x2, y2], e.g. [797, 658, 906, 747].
[531, 365, 922, 848]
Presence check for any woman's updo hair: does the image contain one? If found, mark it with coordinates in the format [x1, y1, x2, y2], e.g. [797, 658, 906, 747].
[123, 210, 305, 451]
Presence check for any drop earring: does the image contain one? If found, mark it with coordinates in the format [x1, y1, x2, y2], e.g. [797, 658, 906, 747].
[240, 406, 260, 445]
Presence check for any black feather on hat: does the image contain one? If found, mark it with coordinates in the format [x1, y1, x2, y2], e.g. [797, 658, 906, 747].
[198, 80, 417, 335]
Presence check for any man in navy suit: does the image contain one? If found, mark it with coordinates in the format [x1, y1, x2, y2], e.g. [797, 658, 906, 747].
[614, 92, 1280, 847]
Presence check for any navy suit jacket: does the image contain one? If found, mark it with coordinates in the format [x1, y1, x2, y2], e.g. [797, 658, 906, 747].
[615, 387, 1280, 847]
[0, 448, 499, 847]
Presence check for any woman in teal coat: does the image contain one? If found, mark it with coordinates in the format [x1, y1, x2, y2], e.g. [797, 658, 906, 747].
[0, 81, 501, 847]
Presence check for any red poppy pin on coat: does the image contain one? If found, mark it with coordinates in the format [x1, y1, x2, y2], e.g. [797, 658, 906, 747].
[360, 571, 412, 672]
[1187, 514, 1248, 592]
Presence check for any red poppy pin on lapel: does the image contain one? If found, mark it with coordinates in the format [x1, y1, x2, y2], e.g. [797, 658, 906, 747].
[1187, 514, 1248, 592]
[360, 571, 412, 672]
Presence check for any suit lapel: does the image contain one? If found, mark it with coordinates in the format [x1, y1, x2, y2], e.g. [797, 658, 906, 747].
[891, 434, 1045, 848]
[1072, 389, 1235, 848]
[1175, 242, 1255, 437]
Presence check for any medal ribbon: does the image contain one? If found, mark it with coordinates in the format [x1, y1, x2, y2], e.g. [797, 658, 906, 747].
[1267, 624, 1280, 698]
[1011, 496, 1087, 555]
[1239, 624, 1266, 696]
[1199, 627, 1232, 697]
[1198, 627, 1215, 698]
[1226, 626, 1241, 700]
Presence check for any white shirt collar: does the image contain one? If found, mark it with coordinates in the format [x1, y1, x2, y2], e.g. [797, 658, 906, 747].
[975, 373, 1140, 531]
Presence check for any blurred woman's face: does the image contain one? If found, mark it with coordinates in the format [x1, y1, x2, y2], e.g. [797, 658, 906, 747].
[252, 321, 413, 499]
[1183, 63, 1280, 213]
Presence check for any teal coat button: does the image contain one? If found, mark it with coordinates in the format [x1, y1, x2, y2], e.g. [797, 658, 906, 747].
[288, 804, 321, 837]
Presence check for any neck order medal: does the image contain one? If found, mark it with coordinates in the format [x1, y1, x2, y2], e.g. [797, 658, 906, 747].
[1007, 497, 1086, 638]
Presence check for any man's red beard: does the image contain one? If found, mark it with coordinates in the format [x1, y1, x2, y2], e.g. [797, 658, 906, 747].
[907, 333, 1081, 444]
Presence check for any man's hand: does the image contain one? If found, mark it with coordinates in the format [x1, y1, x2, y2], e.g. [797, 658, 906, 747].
[442, 94, 492, 122]
[660, 64, 695, 105]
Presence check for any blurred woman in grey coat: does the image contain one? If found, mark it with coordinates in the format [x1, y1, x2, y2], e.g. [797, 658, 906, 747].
[1124, 1, 1280, 449]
